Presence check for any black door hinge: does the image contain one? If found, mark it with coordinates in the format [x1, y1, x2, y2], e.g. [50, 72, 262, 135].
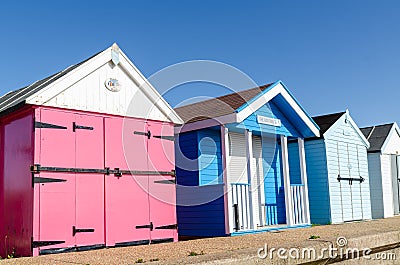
[154, 179, 176, 184]
[151, 238, 174, 244]
[31, 164, 41, 174]
[73, 122, 94, 132]
[113, 168, 122, 177]
[34, 177, 67, 184]
[35, 121, 67, 130]
[134, 130, 151, 139]
[155, 224, 178, 230]
[30, 164, 176, 177]
[153, 135, 175, 141]
[31, 164, 107, 174]
[114, 240, 150, 247]
[73, 226, 95, 236]
[32, 240, 65, 248]
[136, 222, 153, 231]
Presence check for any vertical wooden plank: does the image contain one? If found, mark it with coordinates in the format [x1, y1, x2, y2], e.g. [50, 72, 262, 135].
[32, 109, 41, 256]
[300, 187, 303, 223]
[291, 187, 296, 224]
[296, 187, 299, 224]
[296, 186, 300, 224]
[281, 135, 294, 226]
[75, 114, 105, 247]
[147, 120, 177, 242]
[37, 109, 76, 253]
[220, 126, 231, 234]
[2, 112, 34, 257]
[232, 184, 236, 230]
[295, 186, 298, 224]
[251, 136, 264, 227]
[356, 145, 364, 220]
[104, 117, 150, 246]
[298, 138, 311, 224]
[236, 185, 240, 229]
[337, 141, 345, 222]
[244, 130, 255, 229]
[240, 185, 244, 229]
[394, 155, 400, 215]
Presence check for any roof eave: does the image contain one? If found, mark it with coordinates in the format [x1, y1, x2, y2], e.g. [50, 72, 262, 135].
[175, 112, 237, 134]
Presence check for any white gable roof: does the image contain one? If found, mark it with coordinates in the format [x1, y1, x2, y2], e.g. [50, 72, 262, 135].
[324, 110, 370, 148]
[381, 123, 400, 154]
[0, 44, 183, 124]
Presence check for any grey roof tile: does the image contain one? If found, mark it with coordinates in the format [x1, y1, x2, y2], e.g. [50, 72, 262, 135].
[360, 123, 394, 152]
[311, 112, 346, 136]
[0, 51, 101, 114]
[174, 84, 273, 124]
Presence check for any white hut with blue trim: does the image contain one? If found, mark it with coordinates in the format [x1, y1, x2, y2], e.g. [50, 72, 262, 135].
[360, 123, 400, 219]
[174, 81, 320, 237]
[305, 111, 372, 224]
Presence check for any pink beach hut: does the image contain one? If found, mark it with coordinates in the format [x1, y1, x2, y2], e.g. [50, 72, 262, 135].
[0, 44, 182, 257]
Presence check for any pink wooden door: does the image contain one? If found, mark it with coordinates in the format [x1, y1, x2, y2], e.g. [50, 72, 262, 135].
[147, 121, 177, 242]
[35, 109, 76, 253]
[1, 114, 34, 257]
[74, 114, 105, 247]
[104, 117, 150, 246]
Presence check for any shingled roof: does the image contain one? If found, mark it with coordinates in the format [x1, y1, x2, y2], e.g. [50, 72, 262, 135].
[311, 112, 346, 136]
[174, 83, 273, 123]
[360, 123, 394, 152]
[0, 52, 101, 115]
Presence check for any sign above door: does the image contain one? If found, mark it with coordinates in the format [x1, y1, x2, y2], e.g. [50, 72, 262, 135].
[257, 115, 282, 127]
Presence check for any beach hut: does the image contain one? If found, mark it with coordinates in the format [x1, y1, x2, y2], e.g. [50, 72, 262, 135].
[305, 111, 372, 224]
[360, 123, 400, 219]
[0, 44, 182, 257]
[174, 81, 320, 237]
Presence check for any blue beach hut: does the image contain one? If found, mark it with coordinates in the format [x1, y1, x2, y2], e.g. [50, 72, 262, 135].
[174, 81, 320, 237]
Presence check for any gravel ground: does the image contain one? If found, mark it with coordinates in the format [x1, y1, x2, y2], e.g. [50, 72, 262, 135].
[2, 216, 400, 264]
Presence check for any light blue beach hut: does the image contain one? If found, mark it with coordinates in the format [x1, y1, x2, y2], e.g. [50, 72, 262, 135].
[304, 111, 372, 224]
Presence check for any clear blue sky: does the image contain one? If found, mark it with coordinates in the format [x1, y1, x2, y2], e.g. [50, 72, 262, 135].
[0, 0, 399, 127]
